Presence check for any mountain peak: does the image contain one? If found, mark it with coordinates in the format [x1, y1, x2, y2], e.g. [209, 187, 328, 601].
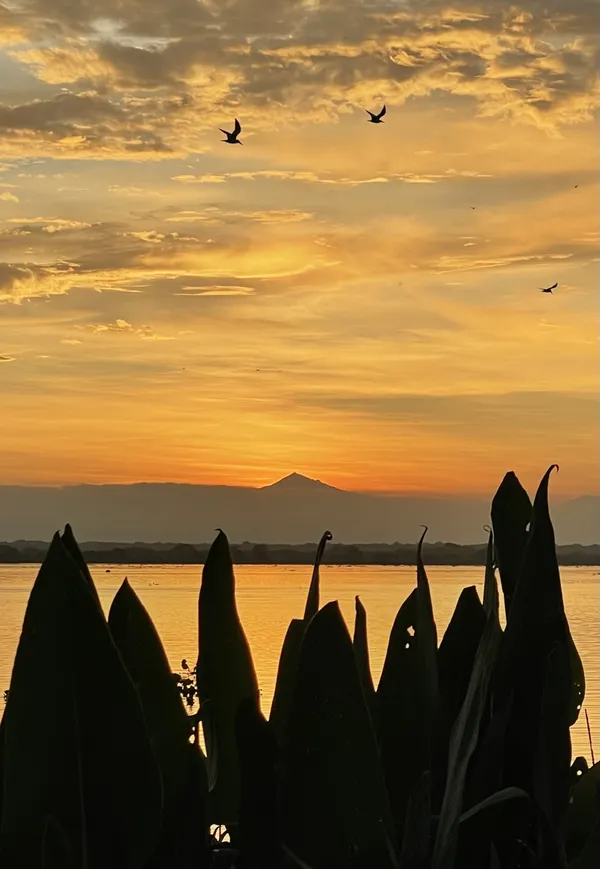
[262, 472, 340, 492]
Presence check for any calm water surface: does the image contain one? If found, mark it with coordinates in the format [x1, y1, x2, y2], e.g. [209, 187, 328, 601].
[0, 564, 598, 759]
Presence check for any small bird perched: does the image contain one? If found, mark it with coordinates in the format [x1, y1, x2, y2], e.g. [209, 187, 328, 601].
[540, 282, 558, 293]
[366, 105, 386, 123]
[219, 118, 242, 144]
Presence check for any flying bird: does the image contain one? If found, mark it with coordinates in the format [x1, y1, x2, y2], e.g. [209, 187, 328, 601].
[574, 184, 579, 188]
[540, 282, 558, 293]
[366, 105, 386, 123]
[470, 206, 476, 210]
[219, 118, 242, 144]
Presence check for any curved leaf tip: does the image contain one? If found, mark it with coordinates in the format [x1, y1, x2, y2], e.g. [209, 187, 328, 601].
[303, 531, 333, 623]
[533, 464, 559, 514]
[315, 530, 333, 565]
[318, 529, 333, 551]
[209, 528, 230, 551]
[418, 525, 428, 552]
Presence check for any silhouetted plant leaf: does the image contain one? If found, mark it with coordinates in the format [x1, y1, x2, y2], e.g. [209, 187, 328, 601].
[270, 531, 332, 746]
[41, 815, 76, 869]
[353, 595, 376, 719]
[491, 472, 532, 615]
[458, 787, 529, 824]
[533, 642, 572, 866]
[566, 761, 600, 861]
[378, 588, 420, 833]
[0, 532, 162, 869]
[269, 619, 305, 746]
[432, 549, 502, 869]
[281, 844, 314, 868]
[571, 819, 600, 869]
[281, 601, 398, 869]
[416, 527, 439, 717]
[451, 536, 504, 868]
[571, 758, 590, 788]
[438, 587, 486, 725]
[399, 771, 432, 869]
[201, 698, 219, 793]
[496, 466, 584, 810]
[236, 698, 281, 869]
[435, 586, 486, 803]
[196, 530, 259, 833]
[483, 528, 500, 625]
[303, 530, 332, 623]
[377, 530, 439, 843]
[489, 843, 501, 869]
[108, 578, 209, 866]
[567, 633, 586, 726]
[61, 523, 102, 612]
[0, 718, 5, 826]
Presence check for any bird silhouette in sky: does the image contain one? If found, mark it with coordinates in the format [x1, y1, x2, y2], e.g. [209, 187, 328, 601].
[366, 105, 386, 123]
[540, 282, 558, 293]
[574, 184, 579, 188]
[220, 118, 242, 144]
[470, 205, 476, 210]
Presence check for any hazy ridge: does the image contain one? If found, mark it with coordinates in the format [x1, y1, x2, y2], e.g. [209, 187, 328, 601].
[0, 473, 597, 546]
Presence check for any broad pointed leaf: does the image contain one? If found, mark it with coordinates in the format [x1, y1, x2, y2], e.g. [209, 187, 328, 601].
[491, 472, 531, 615]
[197, 530, 259, 831]
[399, 772, 432, 869]
[270, 531, 332, 745]
[432, 548, 502, 869]
[109, 579, 208, 864]
[269, 619, 305, 745]
[377, 530, 439, 841]
[41, 816, 76, 869]
[567, 761, 600, 860]
[236, 698, 281, 869]
[458, 787, 529, 825]
[438, 587, 486, 732]
[61, 523, 102, 612]
[571, 819, 600, 869]
[281, 601, 398, 869]
[533, 643, 572, 865]
[0, 532, 162, 869]
[496, 466, 585, 806]
[353, 595, 376, 718]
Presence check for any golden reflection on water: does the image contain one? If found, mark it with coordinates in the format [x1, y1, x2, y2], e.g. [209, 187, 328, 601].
[0, 564, 598, 760]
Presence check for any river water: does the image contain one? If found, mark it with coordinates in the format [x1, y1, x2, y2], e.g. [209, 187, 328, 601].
[0, 563, 598, 759]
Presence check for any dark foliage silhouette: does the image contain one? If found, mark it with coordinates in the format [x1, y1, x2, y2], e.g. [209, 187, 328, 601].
[0, 468, 598, 868]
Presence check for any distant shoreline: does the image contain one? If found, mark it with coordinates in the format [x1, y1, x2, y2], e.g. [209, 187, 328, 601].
[1, 541, 599, 566]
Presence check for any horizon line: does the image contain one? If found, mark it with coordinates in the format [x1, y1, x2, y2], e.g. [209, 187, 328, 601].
[0, 475, 595, 501]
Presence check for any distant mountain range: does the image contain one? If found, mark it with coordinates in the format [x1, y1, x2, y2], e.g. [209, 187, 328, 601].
[0, 473, 598, 545]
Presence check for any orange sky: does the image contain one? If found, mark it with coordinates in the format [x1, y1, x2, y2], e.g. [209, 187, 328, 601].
[0, 1, 598, 497]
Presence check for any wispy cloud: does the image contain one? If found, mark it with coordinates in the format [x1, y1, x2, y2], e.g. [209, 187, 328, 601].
[82, 319, 173, 340]
[175, 285, 256, 297]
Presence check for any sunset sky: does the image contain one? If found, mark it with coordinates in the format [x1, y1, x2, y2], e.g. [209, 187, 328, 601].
[0, 0, 598, 498]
